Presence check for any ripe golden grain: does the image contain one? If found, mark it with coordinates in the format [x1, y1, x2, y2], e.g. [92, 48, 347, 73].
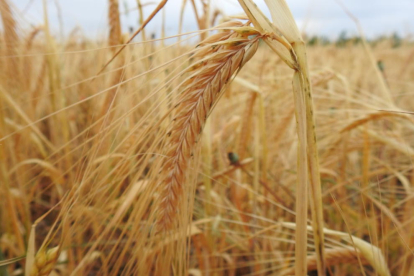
[30, 247, 59, 276]
[156, 24, 261, 230]
[108, 0, 122, 49]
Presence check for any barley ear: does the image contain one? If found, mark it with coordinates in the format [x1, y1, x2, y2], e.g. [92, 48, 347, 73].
[30, 247, 60, 276]
[0, 0, 21, 87]
[156, 25, 261, 231]
[108, 0, 122, 50]
[343, 236, 391, 276]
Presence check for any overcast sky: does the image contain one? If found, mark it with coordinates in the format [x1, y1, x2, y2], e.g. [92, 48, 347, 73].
[10, 0, 414, 40]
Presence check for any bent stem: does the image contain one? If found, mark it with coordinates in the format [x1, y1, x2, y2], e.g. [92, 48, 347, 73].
[233, 0, 327, 273]
[292, 71, 308, 276]
[293, 41, 326, 276]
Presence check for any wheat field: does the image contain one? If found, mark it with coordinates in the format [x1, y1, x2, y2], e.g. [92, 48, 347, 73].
[1, 0, 414, 275]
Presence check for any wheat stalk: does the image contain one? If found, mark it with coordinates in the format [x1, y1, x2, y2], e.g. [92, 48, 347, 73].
[156, 23, 261, 230]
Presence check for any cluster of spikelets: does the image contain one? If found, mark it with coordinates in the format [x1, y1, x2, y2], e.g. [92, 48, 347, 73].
[29, 247, 59, 276]
[155, 21, 263, 230]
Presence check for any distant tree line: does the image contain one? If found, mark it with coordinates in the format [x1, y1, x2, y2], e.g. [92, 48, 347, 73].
[305, 31, 409, 48]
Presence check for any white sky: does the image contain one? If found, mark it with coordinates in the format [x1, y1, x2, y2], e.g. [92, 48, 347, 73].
[10, 0, 414, 40]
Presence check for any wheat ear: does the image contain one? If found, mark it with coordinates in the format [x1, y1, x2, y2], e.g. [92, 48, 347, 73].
[156, 23, 261, 230]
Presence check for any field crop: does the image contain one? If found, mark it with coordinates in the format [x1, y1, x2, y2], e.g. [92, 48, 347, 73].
[1, 0, 414, 275]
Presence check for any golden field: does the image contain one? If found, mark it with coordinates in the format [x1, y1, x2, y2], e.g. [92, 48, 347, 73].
[1, 0, 414, 275]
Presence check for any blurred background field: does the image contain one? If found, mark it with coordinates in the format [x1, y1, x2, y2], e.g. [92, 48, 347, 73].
[1, 0, 414, 275]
